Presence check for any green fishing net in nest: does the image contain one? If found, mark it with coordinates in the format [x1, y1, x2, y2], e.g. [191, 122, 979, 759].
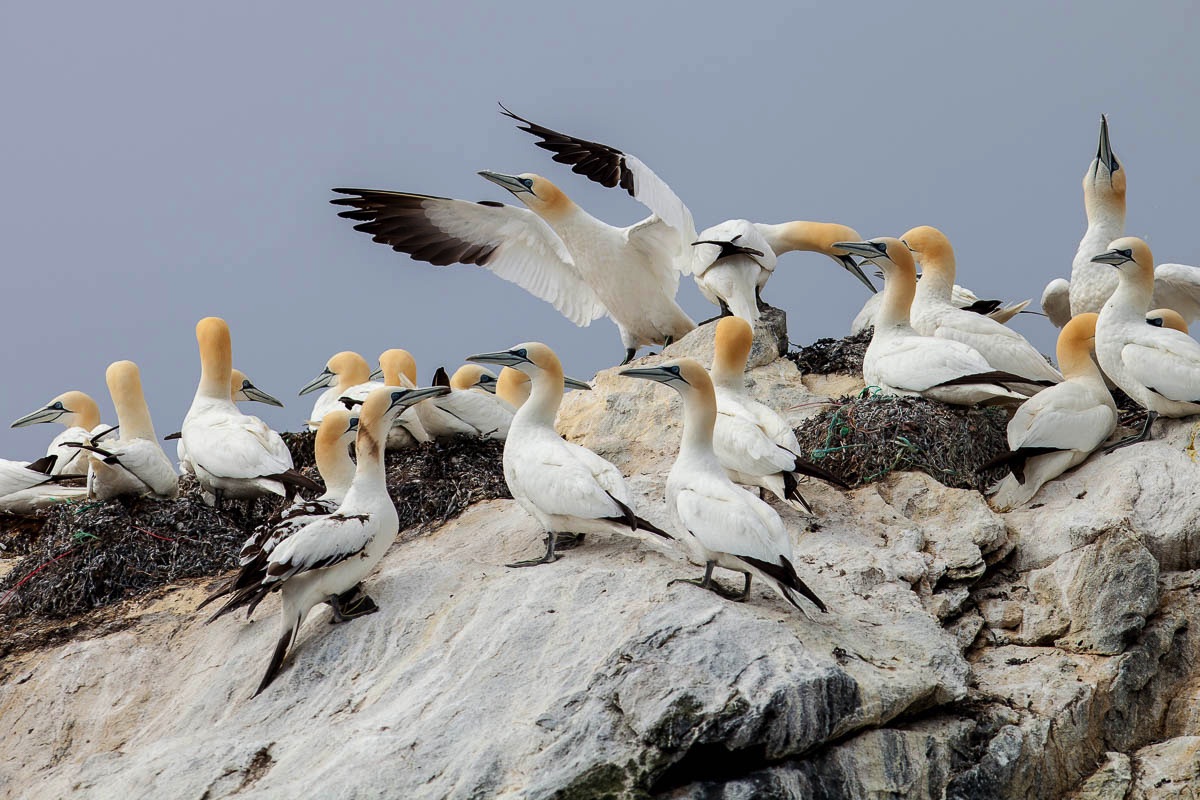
[793, 389, 1011, 490]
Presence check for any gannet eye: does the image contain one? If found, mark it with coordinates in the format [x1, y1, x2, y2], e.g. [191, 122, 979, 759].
[51, 402, 65, 410]
[666, 366, 681, 376]
[513, 348, 528, 358]
[520, 178, 534, 189]
[1118, 248, 1133, 259]
[390, 391, 405, 403]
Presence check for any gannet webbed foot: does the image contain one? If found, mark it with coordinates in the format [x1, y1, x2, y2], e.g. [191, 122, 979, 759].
[620, 348, 637, 366]
[328, 585, 380, 623]
[508, 532, 561, 568]
[552, 532, 585, 551]
[668, 562, 749, 601]
[1103, 410, 1159, 453]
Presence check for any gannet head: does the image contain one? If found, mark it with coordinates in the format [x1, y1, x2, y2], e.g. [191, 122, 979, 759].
[231, 369, 284, 407]
[478, 171, 572, 220]
[106, 360, 156, 440]
[1057, 313, 1100, 376]
[1147, 308, 1189, 334]
[812, 223, 876, 293]
[11, 390, 100, 429]
[467, 342, 560, 378]
[370, 349, 418, 386]
[1090, 236, 1153, 287]
[899, 225, 955, 278]
[450, 364, 497, 392]
[712, 316, 753, 381]
[299, 351, 370, 396]
[620, 358, 714, 403]
[315, 408, 359, 452]
[357, 385, 451, 456]
[832, 238, 916, 280]
[196, 317, 233, 383]
[1083, 115, 1125, 211]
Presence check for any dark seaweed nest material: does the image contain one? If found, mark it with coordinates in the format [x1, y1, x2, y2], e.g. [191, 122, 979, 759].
[788, 328, 873, 375]
[385, 438, 510, 541]
[793, 391, 1011, 490]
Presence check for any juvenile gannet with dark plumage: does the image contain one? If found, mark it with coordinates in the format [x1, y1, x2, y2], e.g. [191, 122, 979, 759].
[72, 361, 178, 501]
[182, 317, 318, 506]
[468, 342, 671, 566]
[243, 385, 449, 694]
[1094, 237, 1200, 446]
[1147, 308, 1189, 333]
[173, 368, 284, 475]
[299, 351, 372, 430]
[989, 314, 1117, 510]
[835, 239, 1030, 405]
[709, 317, 849, 511]
[11, 390, 105, 477]
[199, 409, 360, 620]
[498, 106, 874, 325]
[0, 456, 88, 513]
[904, 226, 1061, 388]
[621, 358, 827, 613]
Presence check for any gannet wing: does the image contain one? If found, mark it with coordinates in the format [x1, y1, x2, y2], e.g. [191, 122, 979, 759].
[1123, 338, 1200, 403]
[1009, 388, 1116, 452]
[1041, 279, 1072, 328]
[265, 513, 377, 583]
[1152, 264, 1200, 324]
[675, 484, 788, 564]
[187, 414, 293, 480]
[501, 105, 697, 243]
[332, 189, 606, 327]
[0, 458, 52, 498]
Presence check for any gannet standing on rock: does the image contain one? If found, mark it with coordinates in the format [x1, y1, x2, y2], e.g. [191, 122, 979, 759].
[468, 342, 672, 566]
[1094, 238, 1200, 446]
[172, 368, 284, 475]
[11, 391, 105, 477]
[835, 239, 1031, 405]
[989, 314, 1117, 510]
[621, 358, 827, 613]
[708, 317, 849, 511]
[244, 385, 450, 695]
[75, 361, 178, 501]
[182, 317, 318, 506]
[904, 225, 1061, 388]
[299, 351, 372, 430]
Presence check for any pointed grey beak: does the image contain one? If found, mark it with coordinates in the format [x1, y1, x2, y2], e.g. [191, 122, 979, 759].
[468, 349, 531, 368]
[563, 376, 592, 391]
[389, 385, 451, 410]
[479, 171, 533, 195]
[836, 254, 877, 294]
[832, 241, 888, 261]
[1097, 114, 1119, 173]
[475, 374, 499, 394]
[11, 406, 65, 428]
[299, 367, 335, 396]
[1091, 248, 1133, 266]
[368, 367, 385, 382]
[619, 366, 685, 385]
[241, 381, 285, 408]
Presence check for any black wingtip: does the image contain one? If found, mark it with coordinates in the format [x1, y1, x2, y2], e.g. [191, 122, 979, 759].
[163, 431, 182, 441]
[254, 626, 293, 697]
[432, 367, 451, 388]
[25, 454, 58, 475]
[781, 472, 814, 514]
[634, 514, 674, 540]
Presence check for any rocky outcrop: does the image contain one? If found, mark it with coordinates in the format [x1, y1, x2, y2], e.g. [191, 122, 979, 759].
[2, 320, 1200, 799]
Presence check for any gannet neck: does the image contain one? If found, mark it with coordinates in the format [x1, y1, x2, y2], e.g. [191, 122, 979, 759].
[520, 348, 565, 428]
[348, 390, 392, 491]
[678, 362, 719, 458]
[903, 226, 956, 304]
[106, 360, 157, 441]
[515, 174, 578, 225]
[314, 410, 357, 497]
[758, 221, 861, 256]
[195, 317, 233, 400]
[379, 349, 417, 387]
[496, 367, 530, 410]
[711, 317, 752, 391]
[1056, 313, 1104, 382]
[877, 249, 918, 329]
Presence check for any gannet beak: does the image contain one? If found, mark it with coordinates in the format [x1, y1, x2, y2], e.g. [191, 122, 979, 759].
[1097, 114, 1119, 174]
[241, 381, 285, 407]
[475, 374, 499, 394]
[467, 349, 533, 367]
[619, 365, 687, 386]
[11, 405, 64, 428]
[298, 367, 335, 396]
[837, 254, 877, 293]
[389, 385, 452, 410]
[1091, 248, 1133, 266]
[368, 367, 385, 382]
[479, 171, 533, 195]
[563, 376, 593, 391]
[832, 241, 888, 261]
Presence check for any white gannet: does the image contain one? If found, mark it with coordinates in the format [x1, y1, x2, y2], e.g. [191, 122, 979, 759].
[239, 385, 450, 694]
[182, 317, 319, 506]
[74, 361, 178, 501]
[834, 239, 1030, 405]
[989, 313, 1117, 510]
[708, 317, 849, 511]
[467, 342, 671, 565]
[493, 366, 592, 413]
[360, 348, 431, 448]
[0, 456, 88, 513]
[199, 408, 360, 620]
[621, 358, 827, 613]
[1094, 237, 1200, 446]
[1147, 307, 1189, 333]
[172, 368, 284, 475]
[414, 364, 514, 441]
[333, 171, 696, 365]
[299, 351, 372, 430]
[11, 390, 105, 477]
[855, 277, 1029, 334]
[904, 225, 1061, 388]
[499, 106, 875, 325]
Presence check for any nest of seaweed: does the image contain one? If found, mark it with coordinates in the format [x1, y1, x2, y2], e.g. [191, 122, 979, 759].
[788, 328, 872, 376]
[793, 390, 1010, 491]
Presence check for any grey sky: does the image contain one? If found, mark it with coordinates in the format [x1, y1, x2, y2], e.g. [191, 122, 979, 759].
[3, 2, 1198, 458]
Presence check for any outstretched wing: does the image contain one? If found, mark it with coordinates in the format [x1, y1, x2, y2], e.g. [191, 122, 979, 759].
[1153, 263, 1200, 324]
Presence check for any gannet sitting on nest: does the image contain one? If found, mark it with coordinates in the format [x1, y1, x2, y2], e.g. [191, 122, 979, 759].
[468, 342, 672, 566]
[0, 456, 88, 513]
[621, 358, 827, 614]
[170, 368, 284, 475]
[299, 351, 372, 430]
[11, 390, 105, 477]
[414, 364, 514, 440]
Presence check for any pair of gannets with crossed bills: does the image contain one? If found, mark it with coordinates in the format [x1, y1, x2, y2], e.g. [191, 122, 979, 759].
[988, 313, 1117, 510]
[171, 368, 284, 475]
[11, 390, 106, 477]
[622, 359, 826, 613]
[1094, 237, 1200, 446]
[709, 317, 849, 511]
[182, 318, 318, 506]
[835, 239, 1032, 405]
[467, 342, 672, 566]
[73, 361, 178, 501]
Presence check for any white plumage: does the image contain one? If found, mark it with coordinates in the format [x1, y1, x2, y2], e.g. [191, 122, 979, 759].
[10, 391, 106, 477]
[0, 458, 87, 513]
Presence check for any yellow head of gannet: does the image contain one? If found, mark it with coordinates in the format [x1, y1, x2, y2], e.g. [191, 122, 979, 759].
[833, 238, 917, 325]
[106, 360, 158, 440]
[900, 225, 956, 281]
[495, 366, 531, 409]
[449, 364, 497, 392]
[196, 317, 234, 399]
[372, 348, 418, 387]
[478, 171, 574, 221]
[1084, 114, 1125, 218]
[1057, 313, 1101, 378]
[11, 390, 101, 430]
[313, 407, 358, 487]
[231, 369, 285, 407]
[1091, 236, 1154, 298]
[711, 316, 753, 389]
[1147, 308, 1189, 334]
[299, 351, 371, 396]
[765, 221, 875, 291]
[622, 358, 718, 441]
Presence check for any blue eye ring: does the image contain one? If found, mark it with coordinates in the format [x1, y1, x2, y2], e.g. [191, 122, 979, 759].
[51, 402, 65, 410]
[666, 365, 681, 375]
[513, 348, 528, 358]
[520, 178, 533, 189]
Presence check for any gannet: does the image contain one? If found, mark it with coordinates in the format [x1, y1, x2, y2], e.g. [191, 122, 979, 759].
[494, 366, 592, 412]
[199, 409, 360, 620]
[499, 106, 874, 324]
[71, 361, 178, 501]
[0, 456, 87, 513]
[854, 277, 1030, 334]
[989, 314, 1117, 510]
[361, 349, 432, 448]
[173, 368, 284, 475]
[467, 342, 671, 566]
[332, 172, 696, 365]
[11, 391, 105, 477]
[413, 365, 514, 441]
[1094, 238, 1200, 446]
[1147, 308, 1189, 333]
[834, 239, 1030, 405]
[299, 351, 372, 430]
[182, 317, 318, 505]
[621, 358, 827, 613]
[240, 385, 450, 694]
[1150, 263, 1200, 325]
[708, 317, 849, 511]
[904, 225, 1061, 388]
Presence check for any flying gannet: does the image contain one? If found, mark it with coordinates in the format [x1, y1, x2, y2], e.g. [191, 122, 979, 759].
[11, 390, 105, 477]
[1094, 237, 1200, 446]
[989, 313, 1117, 510]
[621, 358, 827, 613]
[708, 317, 849, 511]
[182, 317, 318, 506]
[468, 342, 671, 566]
[299, 351, 372, 430]
[834, 239, 1030, 405]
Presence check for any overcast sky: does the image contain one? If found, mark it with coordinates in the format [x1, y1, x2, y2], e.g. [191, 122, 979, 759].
[2, 2, 1198, 457]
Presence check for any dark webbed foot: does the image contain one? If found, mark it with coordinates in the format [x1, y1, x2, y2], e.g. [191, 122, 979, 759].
[328, 585, 380, 623]
[668, 562, 750, 601]
[553, 532, 586, 551]
[508, 532, 561, 568]
[620, 348, 637, 366]
[1103, 410, 1158, 453]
